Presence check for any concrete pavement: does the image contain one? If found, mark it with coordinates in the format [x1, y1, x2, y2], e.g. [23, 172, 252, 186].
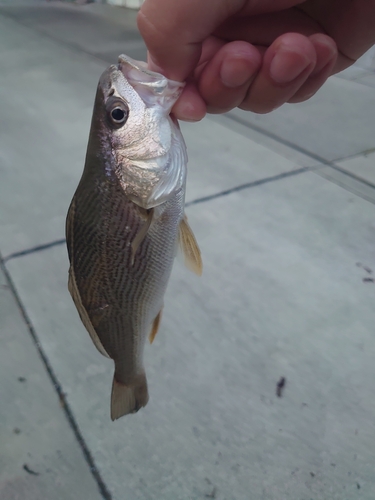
[1, 2, 375, 499]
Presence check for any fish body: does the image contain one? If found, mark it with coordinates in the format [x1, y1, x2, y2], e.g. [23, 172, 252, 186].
[66, 56, 202, 420]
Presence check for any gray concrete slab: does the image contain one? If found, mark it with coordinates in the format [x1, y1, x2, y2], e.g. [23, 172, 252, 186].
[336, 66, 371, 82]
[228, 75, 375, 162]
[209, 114, 318, 169]
[0, 0, 44, 5]
[352, 73, 375, 89]
[181, 119, 308, 203]
[0, 13, 106, 256]
[0, 2, 147, 63]
[355, 47, 375, 72]
[313, 167, 375, 206]
[338, 48, 375, 81]
[0, 266, 104, 500]
[0, 11, 310, 257]
[335, 152, 375, 186]
[5, 169, 375, 500]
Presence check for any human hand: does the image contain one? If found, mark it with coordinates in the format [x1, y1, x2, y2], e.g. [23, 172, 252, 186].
[138, 0, 375, 121]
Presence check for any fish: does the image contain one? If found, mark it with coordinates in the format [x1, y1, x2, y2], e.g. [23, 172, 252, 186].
[66, 55, 202, 421]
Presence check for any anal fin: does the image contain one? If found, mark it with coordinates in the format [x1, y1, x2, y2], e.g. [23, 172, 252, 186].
[149, 309, 163, 344]
[178, 214, 203, 276]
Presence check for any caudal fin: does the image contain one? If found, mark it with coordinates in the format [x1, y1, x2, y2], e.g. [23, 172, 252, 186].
[110, 374, 149, 421]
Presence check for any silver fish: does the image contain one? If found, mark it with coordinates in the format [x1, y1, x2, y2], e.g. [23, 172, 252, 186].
[66, 55, 202, 421]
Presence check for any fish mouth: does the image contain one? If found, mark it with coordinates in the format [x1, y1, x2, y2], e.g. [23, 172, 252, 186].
[118, 54, 182, 90]
[117, 54, 184, 109]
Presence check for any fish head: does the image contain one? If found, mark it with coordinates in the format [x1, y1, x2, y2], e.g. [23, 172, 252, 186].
[91, 55, 187, 209]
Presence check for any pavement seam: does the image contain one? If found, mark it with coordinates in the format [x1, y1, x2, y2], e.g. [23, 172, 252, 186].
[3, 238, 67, 263]
[185, 166, 311, 207]
[3, 167, 312, 262]
[328, 147, 375, 164]
[313, 169, 375, 205]
[326, 163, 375, 189]
[0, 253, 113, 500]
[224, 112, 334, 166]
[223, 112, 375, 196]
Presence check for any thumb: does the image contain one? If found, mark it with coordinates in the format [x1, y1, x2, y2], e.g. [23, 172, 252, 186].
[137, 0, 246, 81]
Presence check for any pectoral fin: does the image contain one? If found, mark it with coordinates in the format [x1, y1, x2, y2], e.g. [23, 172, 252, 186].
[149, 309, 163, 344]
[178, 215, 203, 276]
[131, 208, 154, 265]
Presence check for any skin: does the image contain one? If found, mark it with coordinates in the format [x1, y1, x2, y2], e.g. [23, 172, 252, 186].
[137, 0, 375, 121]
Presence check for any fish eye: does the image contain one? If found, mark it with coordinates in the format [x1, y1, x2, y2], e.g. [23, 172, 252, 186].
[111, 107, 127, 123]
[106, 97, 129, 127]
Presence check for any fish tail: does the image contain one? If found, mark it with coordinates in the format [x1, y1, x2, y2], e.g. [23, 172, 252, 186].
[110, 373, 149, 421]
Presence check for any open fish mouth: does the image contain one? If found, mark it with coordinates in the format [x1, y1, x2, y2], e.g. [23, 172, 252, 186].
[117, 54, 184, 110]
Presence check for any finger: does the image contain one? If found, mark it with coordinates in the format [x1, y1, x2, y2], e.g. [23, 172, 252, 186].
[167, 37, 225, 122]
[171, 81, 207, 122]
[172, 37, 259, 119]
[240, 33, 317, 113]
[197, 41, 262, 114]
[288, 33, 337, 102]
[193, 36, 227, 80]
[137, 0, 246, 81]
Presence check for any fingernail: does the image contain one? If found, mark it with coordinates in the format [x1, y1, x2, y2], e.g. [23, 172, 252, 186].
[174, 103, 206, 122]
[220, 58, 254, 88]
[180, 117, 203, 122]
[269, 48, 311, 84]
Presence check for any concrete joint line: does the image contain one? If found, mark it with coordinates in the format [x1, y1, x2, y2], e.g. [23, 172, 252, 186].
[186, 166, 311, 207]
[3, 239, 67, 263]
[0, 254, 113, 500]
[223, 113, 375, 199]
[3, 167, 311, 263]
